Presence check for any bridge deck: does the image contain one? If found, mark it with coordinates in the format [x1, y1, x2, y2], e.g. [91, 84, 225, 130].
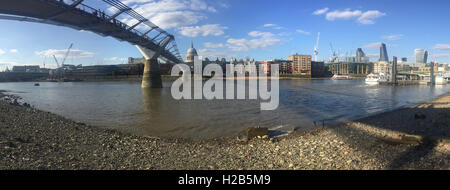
[0, 0, 181, 63]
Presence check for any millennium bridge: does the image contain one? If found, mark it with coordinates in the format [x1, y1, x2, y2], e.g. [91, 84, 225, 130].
[0, 0, 184, 88]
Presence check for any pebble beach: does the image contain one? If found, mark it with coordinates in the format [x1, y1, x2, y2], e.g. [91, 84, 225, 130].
[0, 91, 449, 170]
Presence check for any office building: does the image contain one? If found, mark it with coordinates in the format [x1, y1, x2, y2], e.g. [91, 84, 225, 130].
[128, 57, 145, 64]
[288, 54, 312, 75]
[379, 43, 389, 62]
[329, 62, 372, 75]
[356, 48, 367, 62]
[12, 65, 41, 73]
[373, 61, 390, 74]
[414, 49, 428, 64]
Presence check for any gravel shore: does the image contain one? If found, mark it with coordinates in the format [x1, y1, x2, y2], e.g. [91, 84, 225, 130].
[0, 91, 449, 170]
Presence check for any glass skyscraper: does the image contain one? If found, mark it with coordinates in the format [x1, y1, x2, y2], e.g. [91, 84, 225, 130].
[356, 48, 366, 62]
[414, 49, 428, 64]
[379, 43, 389, 62]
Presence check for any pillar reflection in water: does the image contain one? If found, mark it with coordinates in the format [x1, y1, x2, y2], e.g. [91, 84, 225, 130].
[142, 87, 164, 114]
[140, 86, 200, 137]
[140, 87, 173, 136]
[389, 85, 398, 108]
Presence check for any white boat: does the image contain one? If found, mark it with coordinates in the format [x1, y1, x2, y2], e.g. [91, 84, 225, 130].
[435, 75, 447, 85]
[365, 73, 388, 84]
[330, 75, 352, 80]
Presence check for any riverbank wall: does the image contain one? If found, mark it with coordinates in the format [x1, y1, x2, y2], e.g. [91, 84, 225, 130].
[0, 72, 48, 82]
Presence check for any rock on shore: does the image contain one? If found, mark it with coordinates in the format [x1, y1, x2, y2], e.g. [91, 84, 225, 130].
[0, 92, 449, 170]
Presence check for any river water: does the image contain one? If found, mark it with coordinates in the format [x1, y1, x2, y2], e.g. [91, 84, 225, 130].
[1, 80, 449, 138]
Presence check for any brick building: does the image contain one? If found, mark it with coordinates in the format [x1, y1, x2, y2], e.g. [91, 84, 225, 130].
[288, 54, 311, 75]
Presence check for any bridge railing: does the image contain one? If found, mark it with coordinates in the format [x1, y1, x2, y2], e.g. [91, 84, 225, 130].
[71, 2, 143, 36]
[52, 0, 182, 63]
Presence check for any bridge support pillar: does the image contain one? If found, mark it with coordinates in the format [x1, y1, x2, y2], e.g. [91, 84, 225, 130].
[142, 58, 163, 88]
[136, 45, 163, 88]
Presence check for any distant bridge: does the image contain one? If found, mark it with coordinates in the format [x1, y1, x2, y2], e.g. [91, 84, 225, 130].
[0, 0, 183, 88]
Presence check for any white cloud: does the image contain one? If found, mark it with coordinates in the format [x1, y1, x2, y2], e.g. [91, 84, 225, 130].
[319, 8, 385, 24]
[365, 53, 379, 58]
[431, 54, 450, 59]
[207, 7, 217, 13]
[357, 10, 386, 24]
[326, 9, 362, 21]
[35, 49, 94, 58]
[0, 60, 19, 66]
[362, 42, 382, 49]
[263, 24, 283, 30]
[313, 7, 329, 15]
[198, 49, 238, 59]
[179, 24, 227, 37]
[0, 49, 18, 54]
[362, 42, 396, 50]
[112, 0, 219, 30]
[121, 0, 187, 13]
[190, 0, 216, 12]
[339, 54, 355, 59]
[204, 42, 224, 48]
[296, 29, 310, 35]
[104, 57, 127, 61]
[278, 32, 292, 36]
[149, 11, 205, 29]
[433, 44, 450, 51]
[0, 60, 20, 71]
[263, 24, 276, 27]
[217, 1, 229, 8]
[226, 31, 281, 51]
[248, 31, 275, 38]
[382, 34, 403, 41]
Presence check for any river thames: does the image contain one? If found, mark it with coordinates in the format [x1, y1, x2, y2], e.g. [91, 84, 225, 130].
[1, 79, 449, 139]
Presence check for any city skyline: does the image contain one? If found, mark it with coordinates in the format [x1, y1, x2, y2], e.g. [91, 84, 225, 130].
[1, 0, 450, 70]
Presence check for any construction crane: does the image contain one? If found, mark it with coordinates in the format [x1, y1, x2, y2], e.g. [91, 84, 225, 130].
[329, 43, 338, 63]
[313, 32, 320, 61]
[329, 43, 335, 57]
[61, 43, 73, 67]
[52, 43, 73, 69]
[42, 55, 47, 69]
[51, 43, 73, 80]
[53, 55, 60, 68]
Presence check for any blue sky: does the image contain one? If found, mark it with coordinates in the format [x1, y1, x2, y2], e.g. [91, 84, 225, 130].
[1, 0, 450, 70]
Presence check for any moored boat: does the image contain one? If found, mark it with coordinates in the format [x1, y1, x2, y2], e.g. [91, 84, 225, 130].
[365, 73, 388, 84]
[330, 75, 352, 80]
[435, 75, 447, 85]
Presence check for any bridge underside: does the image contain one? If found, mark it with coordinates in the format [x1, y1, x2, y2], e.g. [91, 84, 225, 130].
[0, 0, 182, 88]
[0, 0, 180, 64]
